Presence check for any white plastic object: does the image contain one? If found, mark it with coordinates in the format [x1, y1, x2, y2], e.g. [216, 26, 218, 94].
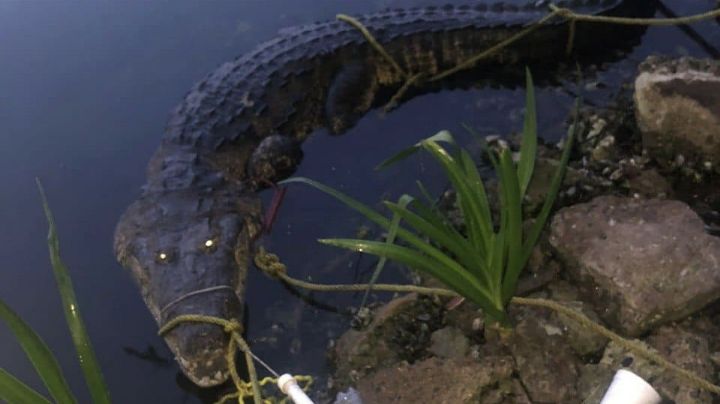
[278, 374, 315, 404]
[600, 369, 662, 404]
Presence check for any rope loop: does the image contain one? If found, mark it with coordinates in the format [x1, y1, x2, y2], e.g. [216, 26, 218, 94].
[550, 5, 576, 19]
[255, 246, 288, 278]
[224, 318, 243, 334]
[158, 313, 312, 404]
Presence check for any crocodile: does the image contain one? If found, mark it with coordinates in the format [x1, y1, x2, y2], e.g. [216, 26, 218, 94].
[114, 0, 655, 387]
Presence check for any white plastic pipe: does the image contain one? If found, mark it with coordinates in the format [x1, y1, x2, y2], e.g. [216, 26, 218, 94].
[600, 369, 661, 404]
[278, 374, 315, 404]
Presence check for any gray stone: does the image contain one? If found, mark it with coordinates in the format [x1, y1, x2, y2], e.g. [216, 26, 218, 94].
[334, 388, 363, 404]
[356, 356, 526, 404]
[331, 294, 441, 388]
[428, 326, 470, 360]
[524, 157, 582, 214]
[550, 196, 720, 336]
[508, 305, 582, 403]
[591, 135, 617, 162]
[442, 300, 484, 337]
[548, 281, 609, 357]
[577, 364, 614, 404]
[634, 56, 720, 172]
[624, 168, 672, 198]
[600, 325, 714, 404]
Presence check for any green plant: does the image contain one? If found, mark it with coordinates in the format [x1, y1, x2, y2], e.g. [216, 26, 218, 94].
[0, 182, 111, 404]
[284, 70, 575, 324]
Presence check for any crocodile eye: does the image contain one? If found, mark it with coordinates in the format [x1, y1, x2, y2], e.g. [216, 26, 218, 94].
[202, 238, 218, 253]
[155, 250, 174, 264]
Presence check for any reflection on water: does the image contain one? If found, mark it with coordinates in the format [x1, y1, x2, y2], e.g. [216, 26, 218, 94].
[0, 1, 717, 402]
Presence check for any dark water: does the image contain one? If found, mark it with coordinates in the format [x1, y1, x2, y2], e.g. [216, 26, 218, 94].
[0, 1, 717, 402]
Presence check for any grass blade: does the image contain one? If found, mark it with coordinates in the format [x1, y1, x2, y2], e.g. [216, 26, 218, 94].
[497, 150, 524, 303]
[283, 177, 486, 295]
[0, 368, 52, 404]
[375, 130, 455, 170]
[359, 194, 412, 309]
[487, 232, 505, 305]
[383, 202, 490, 286]
[458, 149, 493, 249]
[415, 180, 436, 208]
[518, 68, 537, 197]
[282, 177, 395, 229]
[0, 299, 76, 404]
[36, 180, 111, 404]
[406, 198, 449, 233]
[521, 98, 578, 267]
[319, 239, 504, 320]
[421, 141, 490, 256]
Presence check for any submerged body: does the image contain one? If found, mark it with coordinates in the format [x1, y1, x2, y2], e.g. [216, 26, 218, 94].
[114, 0, 654, 386]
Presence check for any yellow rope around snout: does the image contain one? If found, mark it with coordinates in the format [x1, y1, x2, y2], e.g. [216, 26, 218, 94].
[158, 315, 313, 404]
[254, 247, 720, 397]
[337, 4, 720, 112]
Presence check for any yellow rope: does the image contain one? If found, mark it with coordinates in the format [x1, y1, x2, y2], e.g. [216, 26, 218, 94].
[427, 10, 561, 82]
[512, 297, 720, 395]
[255, 247, 456, 296]
[159, 314, 314, 404]
[215, 376, 313, 404]
[337, 4, 720, 109]
[336, 14, 408, 77]
[254, 248, 720, 396]
[383, 72, 424, 113]
[549, 4, 720, 26]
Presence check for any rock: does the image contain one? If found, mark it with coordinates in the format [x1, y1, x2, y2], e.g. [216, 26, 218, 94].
[428, 327, 470, 360]
[524, 157, 582, 214]
[599, 325, 714, 403]
[516, 233, 560, 295]
[634, 56, 720, 172]
[442, 301, 484, 338]
[548, 281, 609, 357]
[624, 168, 672, 198]
[331, 294, 442, 388]
[508, 305, 582, 403]
[576, 364, 614, 403]
[355, 356, 526, 404]
[334, 387, 363, 404]
[591, 135, 616, 162]
[645, 326, 715, 403]
[710, 352, 720, 368]
[550, 195, 720, 336]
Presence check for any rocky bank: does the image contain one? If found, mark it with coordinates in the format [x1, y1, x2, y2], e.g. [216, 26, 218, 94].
[327, 57, 720, 404]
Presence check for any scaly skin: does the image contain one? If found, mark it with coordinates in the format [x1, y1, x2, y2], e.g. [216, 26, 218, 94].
[114, 0, 655, 386]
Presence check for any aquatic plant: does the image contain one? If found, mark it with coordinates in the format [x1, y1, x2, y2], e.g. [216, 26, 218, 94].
[285, 70, 574, 324]
[0, 182, 110, 404]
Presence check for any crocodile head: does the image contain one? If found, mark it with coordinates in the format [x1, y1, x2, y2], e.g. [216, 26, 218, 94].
[114, 188, 261, 386]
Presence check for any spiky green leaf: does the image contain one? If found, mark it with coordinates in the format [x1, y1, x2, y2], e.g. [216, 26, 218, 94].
[518, 68, 537, 197]
[521, 98, 578, 267]
[319, 239, 504, 320]
[37, 180, 111, 404]
[0, 299, 76, 404]
[375, 130, 455, 170]
[497, 150, 523, 303]
[0, 368, 52, 404]
[359, 194, 412, 309]
[282, 177, 483, 287]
